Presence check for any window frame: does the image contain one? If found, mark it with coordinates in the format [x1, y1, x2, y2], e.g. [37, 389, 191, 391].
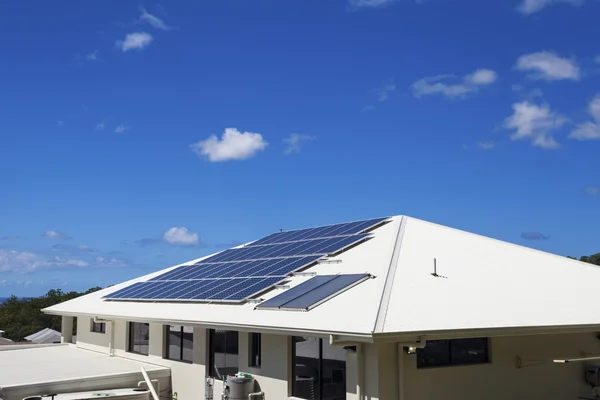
[291, 336, 347, 400]
[164, 325, 193, 363]
[249, 332, 261, 368]
[127, 322, 150, 355]
[90, 320, 106, 334]
[208, 329, 239, 380]
[416, 338, 489, 369]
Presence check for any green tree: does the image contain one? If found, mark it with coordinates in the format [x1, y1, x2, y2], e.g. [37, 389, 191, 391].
[0, 287, 102, 341]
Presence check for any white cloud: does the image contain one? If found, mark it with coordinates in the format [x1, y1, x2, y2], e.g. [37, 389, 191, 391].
[569, 94, 600, 140]
[114, 124, 128, 133]
[139, 8, 170, 30]
[190, 128, 268, 162]
[516, 0, 584, 14]
[283, 133, 316, 154]
[503, 101, 567, 149]
[465, 69, 498, 85]
[86, 50, 100, 61]
[95, 122, 105, 131]
[476, 141, 497, 150]
[374, 81, 396, 102]
[42, 230, 70, 239]
[516, 51, 580, 81]
[116, 32, 153, 52]
[163, 227, 199, 246]
[412, 69, 497, 99]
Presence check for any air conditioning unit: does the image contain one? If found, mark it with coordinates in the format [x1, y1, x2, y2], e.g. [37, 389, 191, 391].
[585, 366, 600, 387]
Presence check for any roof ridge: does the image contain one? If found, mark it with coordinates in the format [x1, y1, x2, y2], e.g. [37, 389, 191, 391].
[373, 216, 407, 334]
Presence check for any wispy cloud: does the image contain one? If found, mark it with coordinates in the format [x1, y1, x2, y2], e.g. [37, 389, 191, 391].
[0, 250, 89, 273]
[95, 122, 105, 131]
[56, 120, 64, 127]
[516, 0, 585, 15]
[516, 51, 580, 81]
[503, 101, 567, 149]
[1, 236, 22, 241]
[283, 133, 316, 155]
[86, 50, 100, 61]
[114, 124, 128, 133]
[521, 232, 550, 240]
[374, 80, 396, 102]
[116, 32, 153, 52]
[51, 243, 94, 255]
[569, 94, 600, 141]
[361, 105, 375, 113]
[411, 68, 497, 99]
[348, 0, 398, 9]
[585, 186, 600, 196]
[41, 230, 71, 239]
[139, 8, 171, 30]
[134, 238, 162, 247]
[476, 141, 497, 150]
[595, 55, 600, 64]
[190, 128, 268, 162]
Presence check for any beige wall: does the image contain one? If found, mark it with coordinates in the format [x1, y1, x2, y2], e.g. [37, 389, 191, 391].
[401, 332, 600, 400]
[76, 317, 600, 400]
[75, 318, 297, 399]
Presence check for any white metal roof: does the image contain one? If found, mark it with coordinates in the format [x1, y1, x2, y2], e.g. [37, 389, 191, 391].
[43, 215, 600, 339]
[24, 328, 61, 344]
[0, 344, 169, 399]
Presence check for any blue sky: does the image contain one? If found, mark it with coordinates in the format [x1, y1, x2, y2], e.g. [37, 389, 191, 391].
[1, 0, 599, 297]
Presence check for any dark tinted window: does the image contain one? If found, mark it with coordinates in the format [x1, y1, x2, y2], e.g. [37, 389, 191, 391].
[292, 336, 346, 400]
[249, 333, 261, 367]
[417, 338, 488, 368]
[128, 322, 149, 355]
[209, 329, 238, 380]
[165, 325, 193, 363]
[90, 321, 105, 333]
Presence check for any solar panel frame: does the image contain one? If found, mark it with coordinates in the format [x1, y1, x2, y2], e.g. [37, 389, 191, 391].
[257, 274, 370, 311]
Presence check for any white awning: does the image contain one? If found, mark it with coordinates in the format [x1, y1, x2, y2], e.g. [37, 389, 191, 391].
[0, 344, 170, 400]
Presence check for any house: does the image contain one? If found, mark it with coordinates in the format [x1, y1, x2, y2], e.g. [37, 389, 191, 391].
[5, 215, 600, 400]
[24, 327, 62, 344]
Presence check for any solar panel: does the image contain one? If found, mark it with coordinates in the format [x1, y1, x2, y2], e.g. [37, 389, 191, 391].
[247, 217, 388, 247]
[256, 274, 370, 311]
[102, 216, 389, 303]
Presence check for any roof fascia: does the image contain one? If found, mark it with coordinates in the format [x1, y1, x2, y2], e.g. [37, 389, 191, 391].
[43, 309, 376, 342]
[372, 324, 600, 343]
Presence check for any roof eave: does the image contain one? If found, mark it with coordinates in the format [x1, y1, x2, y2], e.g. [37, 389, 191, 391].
[42, 308, 376, 342]
[372, 323, 600, 343]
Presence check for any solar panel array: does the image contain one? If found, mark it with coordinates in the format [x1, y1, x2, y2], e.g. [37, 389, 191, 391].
[103, 217, 388, 303]
[257, 274, 370, 311]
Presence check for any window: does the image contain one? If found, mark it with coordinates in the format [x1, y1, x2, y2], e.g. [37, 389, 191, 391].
[292, 336, 346, 400]
[249, 333, 261, 367]
[90, 320, 105, 334]
[416, 338, 489, 368]
[128, 322, 150, 355]
[165, 325, 193, 363]
[208, 329, 238, 380]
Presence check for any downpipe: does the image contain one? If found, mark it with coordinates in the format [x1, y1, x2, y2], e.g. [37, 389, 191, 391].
[94, 316, 115, 356]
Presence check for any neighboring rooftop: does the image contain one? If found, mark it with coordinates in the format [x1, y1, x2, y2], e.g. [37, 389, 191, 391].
[24, 328, 61, 344]
[43, 215, 600, 340]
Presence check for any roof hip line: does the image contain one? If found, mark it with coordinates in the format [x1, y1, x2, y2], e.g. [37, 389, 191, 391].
[373, 216, 406, 334]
